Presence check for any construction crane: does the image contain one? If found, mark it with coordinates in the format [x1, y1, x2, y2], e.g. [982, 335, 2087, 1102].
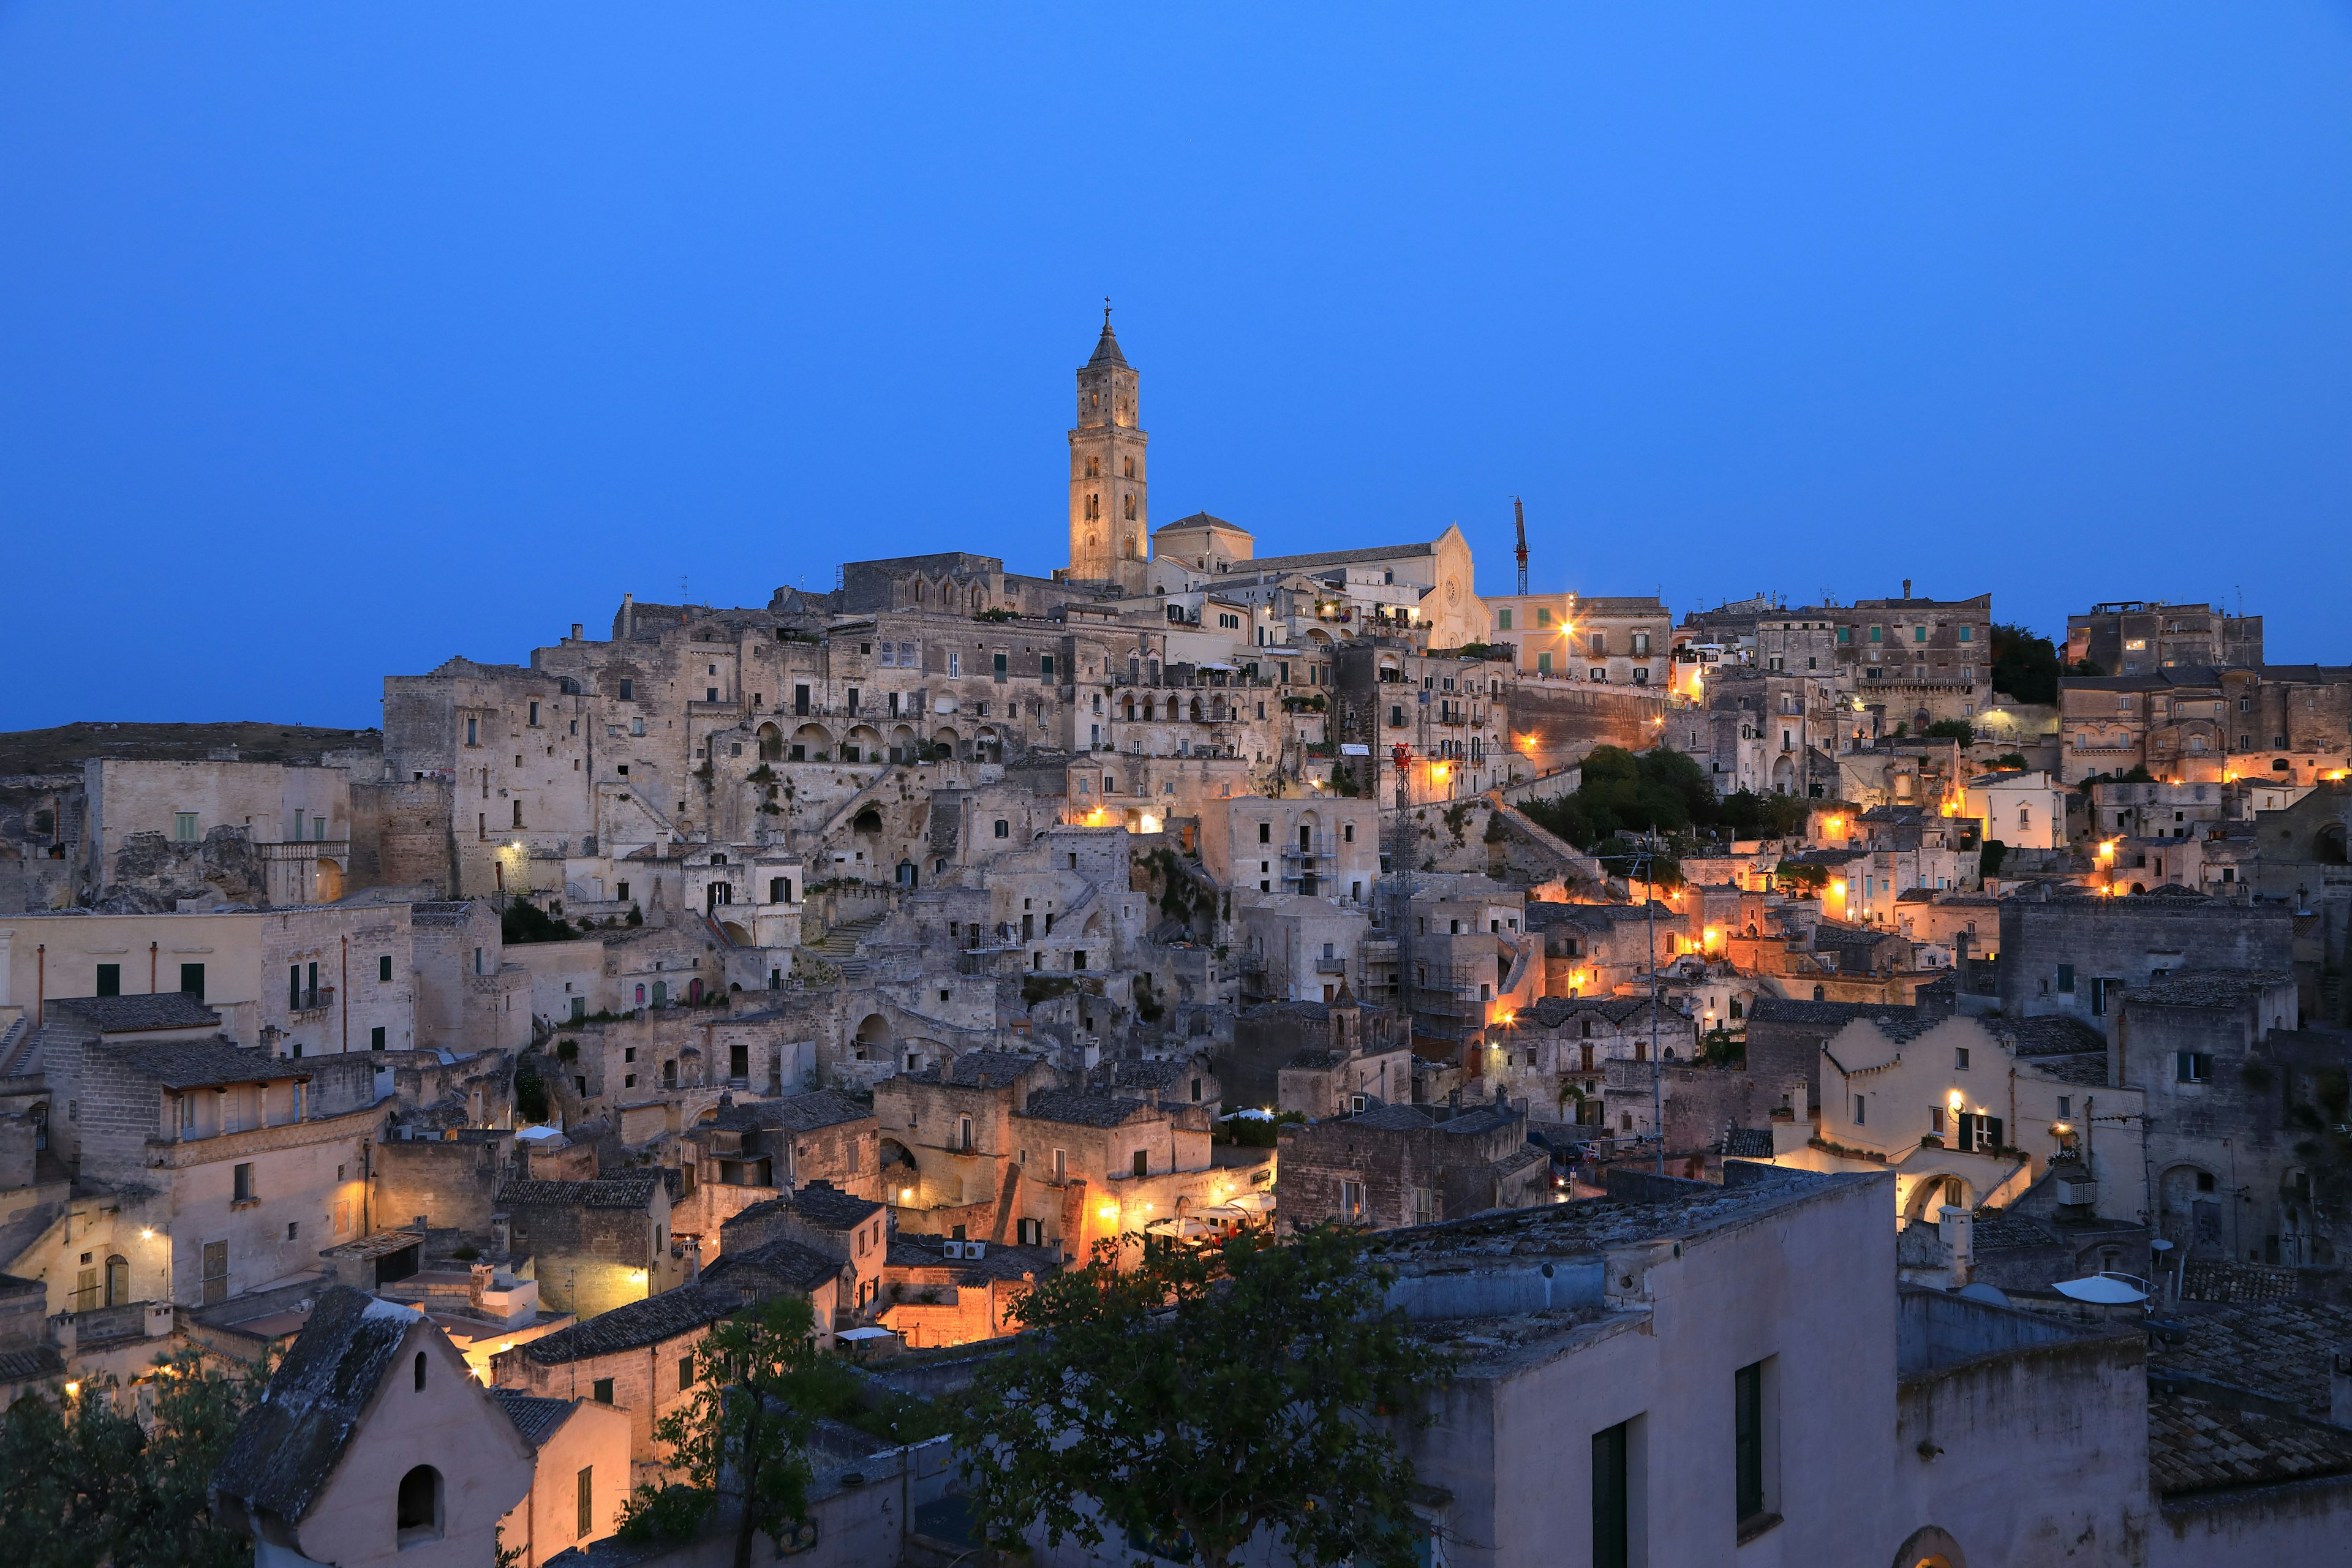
[1512, 496, 1529, 597]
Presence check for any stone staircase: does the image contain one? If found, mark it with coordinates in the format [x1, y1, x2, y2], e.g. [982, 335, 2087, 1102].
[0, 1016, 34, 1078]
[805, 911, 888, 982]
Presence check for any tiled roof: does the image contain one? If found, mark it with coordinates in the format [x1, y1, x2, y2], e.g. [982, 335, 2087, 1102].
[409, 902, 479, 928]
[496, 1172, 664, 1210]
[102, 1039, 308, 1089]
[1020, 1090, 1155, 1128]
[2155, 1300, 2352, 1418]
[2125, 970, 2293, 1008]
[1721, 1128, 1776, 1158]
[1525, 995, 1681, 1030]
[1967, 1207, 2058, 1252]
[1749, 998, 1904, 1028]
[2002, 1016, 2108, 1056]
[701, 1236, 848, 1295]
[46, 993, 222, 1033]
[0, 1344, 64, 1382]
[522, 1284, 741, 1363]
[908, 1052, 1050, 1090]
[2020, 1052, 2112, 1087]
[214, 1289, 422, 1522]
[709, 1089, 872, 1134]
[2148, 1387, 2352, 1498]
[1346, 1104, 1437, 1132]
[489, 1388, 576, 1449]
[786, 1181, 883, 1231]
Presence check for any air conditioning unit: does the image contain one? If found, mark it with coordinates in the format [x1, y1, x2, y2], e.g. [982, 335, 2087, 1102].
[965, 1240, 986, 1259]
[943, 1240, 965, 1259]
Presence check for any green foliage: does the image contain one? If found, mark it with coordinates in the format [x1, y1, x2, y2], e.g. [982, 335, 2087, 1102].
[1217, 1110, 1303, 1148]
[617, 1295, 827, 1568]
[1989, 623, 2062, 704]
[1521, 745, 1735, 856]
[0, 1346, 270, 1568]
[1979, 839, 2009, 880]
[512, 1061, 550, 1122]
[1332, 764, 1360, 797]
[501, 899, 577, 945]
[1994, 752, 2029, 770]
[1923, 720, 1975, 747]
[974, 608, 1018, 622]
[1774, 861, 1831, 894]
[626, 902, 644, 926]
[953, 1226, 1450, 1568]
[2068, 658, 2108, 677]
[554, 1038, 579, 1062]
[1589, 835, 1681, 890]
[1021, 975, 1079, 1006]
[776, 1355, 951, 1446]
[1715, 790, 1810, 842]
[1698, 1028, 1744, 1067]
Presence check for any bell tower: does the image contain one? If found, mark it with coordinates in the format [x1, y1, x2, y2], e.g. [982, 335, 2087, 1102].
[1068, 303, 1148, 583]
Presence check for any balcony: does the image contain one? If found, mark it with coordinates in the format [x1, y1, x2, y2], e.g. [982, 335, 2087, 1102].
[290, 985, 336, 1019]
[1313, 957, 1348, 974]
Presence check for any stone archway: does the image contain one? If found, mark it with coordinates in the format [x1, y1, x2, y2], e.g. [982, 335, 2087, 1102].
[1891, 1525, 1966, 1567]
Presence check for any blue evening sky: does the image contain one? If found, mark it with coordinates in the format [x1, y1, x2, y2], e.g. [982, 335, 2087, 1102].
[3, 6, 2348, 729]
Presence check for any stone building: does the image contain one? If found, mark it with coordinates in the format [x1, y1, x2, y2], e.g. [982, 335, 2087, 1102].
[14, 1001, 380, 1313]
[1275, 1096, 1548, 1232]
[494, 1170, 682, 1317]
[2067, 599, 2264, 673]
[1996, 891, 2293, 1022]
[1828, 586, 1996, 730]
[213, 1288, 536, 1568]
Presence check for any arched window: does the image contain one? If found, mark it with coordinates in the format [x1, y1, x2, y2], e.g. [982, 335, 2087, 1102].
[396, 1465, 443, 1547]
[1124, 456, 1135, 478]
[1085, 494, 1099, 521]
[105, 1254, 128, 1306]
[1123, 493, 1136, 521]
[413, 1350, 427, 1391]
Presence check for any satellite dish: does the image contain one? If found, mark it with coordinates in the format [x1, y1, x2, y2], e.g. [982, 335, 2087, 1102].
[2148, 1238, 2175, 1253]
[1956, 1283, 2011, 1308]
[2053, 1273, 2147, 1305]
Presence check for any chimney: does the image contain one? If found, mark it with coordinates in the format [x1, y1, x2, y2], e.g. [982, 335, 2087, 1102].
[571, 622, 584, 641]
[1902, 579, 1913, 600]
[1938, 1204, 1973, 1287]
[623, 591, 635, 638]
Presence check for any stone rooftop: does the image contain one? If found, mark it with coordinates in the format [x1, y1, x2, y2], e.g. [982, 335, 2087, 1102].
[2155, 1299, 2352, 1421]
[496, 1172, 665, 1210]
[102, 1038, 309, 1089]
[489, 1387, 576, 1448]
[1020, 1088, 1155, 1128]
[2124, 970, 2294, 1008]
[521, 1283, 741, 1364]
[45, 992, 224, 1033]
[2147, 1387, 2352, 1499]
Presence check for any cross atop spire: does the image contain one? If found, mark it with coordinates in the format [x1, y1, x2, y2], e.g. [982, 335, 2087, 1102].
[1087, 300, 1128, 368]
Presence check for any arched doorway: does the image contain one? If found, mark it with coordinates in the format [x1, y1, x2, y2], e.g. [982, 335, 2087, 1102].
[845, 724, 884, 764]
[790, 723, 832, 762]
[1892, 1525, 1965, 1567]
[854, 1012, 891, 1061]
[314, 859, 344, 901]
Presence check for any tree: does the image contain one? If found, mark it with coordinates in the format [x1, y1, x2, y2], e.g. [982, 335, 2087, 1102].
[954, 1226, 1449, 1568]
[1989, 623, 2062, 704]
[1923, 719, 1975, 747]
[0, 1346, 268, 1568]
[1521, 744, 1716, 849]
[617, 1295, 828, 1568]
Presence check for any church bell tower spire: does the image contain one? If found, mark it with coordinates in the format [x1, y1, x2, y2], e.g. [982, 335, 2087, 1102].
[1068, 301, 1148, 583]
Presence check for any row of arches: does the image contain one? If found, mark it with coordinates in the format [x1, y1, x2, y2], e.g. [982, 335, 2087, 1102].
[753, 720, 1002, 765]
